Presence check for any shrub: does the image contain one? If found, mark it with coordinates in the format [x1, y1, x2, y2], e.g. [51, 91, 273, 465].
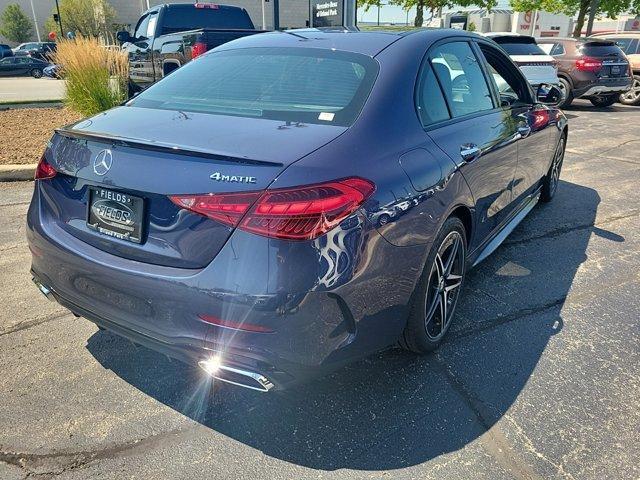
[53, 37, 128, 116]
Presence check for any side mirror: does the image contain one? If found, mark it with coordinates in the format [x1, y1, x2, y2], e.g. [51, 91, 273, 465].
[116, 31, 132, 44]
[536, 83, 563, 106]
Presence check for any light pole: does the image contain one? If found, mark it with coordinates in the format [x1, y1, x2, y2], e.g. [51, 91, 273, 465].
[29, 0, 41, 42]
[54, 0, 64, 36]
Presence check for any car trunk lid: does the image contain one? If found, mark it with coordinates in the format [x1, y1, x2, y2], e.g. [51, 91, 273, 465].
[39, 106, 347, 269]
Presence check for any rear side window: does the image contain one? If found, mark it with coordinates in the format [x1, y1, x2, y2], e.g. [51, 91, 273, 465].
[415, 62, 450, 126]
[429, 41, 494, 118]
[160, 5, 254, 34]
[612, 38, 639, 55]
[130, 47, 378, 126]
[540, 43, 565, 56]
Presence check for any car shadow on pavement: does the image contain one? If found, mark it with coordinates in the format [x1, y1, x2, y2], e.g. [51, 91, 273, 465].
[86, 179, 615, 471]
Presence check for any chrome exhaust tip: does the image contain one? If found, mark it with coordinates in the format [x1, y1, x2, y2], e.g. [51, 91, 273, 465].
[198, 357, 274, 392]
[32, 277, 55, 301]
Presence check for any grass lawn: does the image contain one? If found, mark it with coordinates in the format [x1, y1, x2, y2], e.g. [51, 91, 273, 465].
[0, 107, 81, 165]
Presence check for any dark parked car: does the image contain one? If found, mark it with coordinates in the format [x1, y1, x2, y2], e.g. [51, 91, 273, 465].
[12, 42, 40, 55]
[0, 56, 49, 77]
[13, 42, 56, 60]
[118, 3, 265, 94]
[590, 32, 640, 106]
[28, 29, 566, 392]
[538, 37, 632, 108]
[0, 44, 13, 59]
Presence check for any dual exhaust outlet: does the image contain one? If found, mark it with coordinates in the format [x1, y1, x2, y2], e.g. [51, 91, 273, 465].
[198, 357, 274, 392]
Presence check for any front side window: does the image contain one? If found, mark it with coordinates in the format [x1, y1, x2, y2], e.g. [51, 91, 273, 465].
[478, 43, 531, 107]
[429, 41, 494, 118]
[134, 14, 150, 39]
[146, 13, 158, 38]
[130, 47, 378, 127]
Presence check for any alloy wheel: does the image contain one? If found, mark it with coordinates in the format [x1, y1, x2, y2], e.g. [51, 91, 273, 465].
[424, 231, 465, 340]
[549, 137, 565, 195]
[621, 77, 640, 105]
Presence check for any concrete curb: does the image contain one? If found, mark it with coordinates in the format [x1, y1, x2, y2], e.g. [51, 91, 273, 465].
[0, 164, 36, 182]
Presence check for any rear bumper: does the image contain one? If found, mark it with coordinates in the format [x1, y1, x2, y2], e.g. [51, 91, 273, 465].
[27, 182, 421, 390]
[575, 78, 632, 98]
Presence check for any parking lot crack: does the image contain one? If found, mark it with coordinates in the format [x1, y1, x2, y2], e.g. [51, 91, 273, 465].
[448, 298, 565, 343]
[0, 312, 69, 337]
[502, 414, 578, 480]
[504, 209, 640, 247]
[0, 427, 197, 477]
[433, 354, 545, 480]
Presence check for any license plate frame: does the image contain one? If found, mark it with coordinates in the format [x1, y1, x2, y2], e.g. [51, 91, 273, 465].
[610, 65, 621, 76]
[87, 187, 145, 244]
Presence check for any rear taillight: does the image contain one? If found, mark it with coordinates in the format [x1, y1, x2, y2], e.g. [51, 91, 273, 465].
[191, 41, 207, 59]
[575, 56, 603, 72]
[170, 177, 375, 241]
[34, 155, 57, 180]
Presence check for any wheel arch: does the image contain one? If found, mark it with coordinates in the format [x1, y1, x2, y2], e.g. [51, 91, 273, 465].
[448, 204, 473, 248]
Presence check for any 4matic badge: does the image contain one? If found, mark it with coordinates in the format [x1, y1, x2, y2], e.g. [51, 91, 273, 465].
[210, 172, 257, 184]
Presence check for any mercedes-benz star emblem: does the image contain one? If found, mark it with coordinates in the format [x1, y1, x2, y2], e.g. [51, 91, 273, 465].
[93, 149, 113, 176]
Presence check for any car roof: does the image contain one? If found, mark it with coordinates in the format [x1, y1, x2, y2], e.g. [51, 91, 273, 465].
[591, 32, 640, 39]
[214, 27, 482, 57]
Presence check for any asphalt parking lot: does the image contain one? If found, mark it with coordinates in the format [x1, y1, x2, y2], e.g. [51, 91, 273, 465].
[1, 99, 638, 480]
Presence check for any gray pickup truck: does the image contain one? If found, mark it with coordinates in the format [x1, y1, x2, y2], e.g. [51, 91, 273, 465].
[117, 3, 265, 94]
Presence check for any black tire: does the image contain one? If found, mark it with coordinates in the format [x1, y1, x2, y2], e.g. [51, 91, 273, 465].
[400, 217, 466, 354]
[30, 68, 43, 79]
[557, 77, 573, 108]
[378, 213, 391, 226]
[540, 133, 566, 203]
[589, 94, 617, 107]
[619, 75, 640, 106]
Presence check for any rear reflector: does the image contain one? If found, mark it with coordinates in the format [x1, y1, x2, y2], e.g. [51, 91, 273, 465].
[576, 56, 603, 72]
[34, 155, 57, 180]
[191, 41, 207, 59]
[170, 177, 375, 240]
[198, 314, 274, 333]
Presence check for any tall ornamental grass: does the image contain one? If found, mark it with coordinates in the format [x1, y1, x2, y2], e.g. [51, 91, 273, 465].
[53, 37, 129, 116]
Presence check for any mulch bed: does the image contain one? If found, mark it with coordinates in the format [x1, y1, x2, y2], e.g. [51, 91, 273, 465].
[0, 107, 82, 165]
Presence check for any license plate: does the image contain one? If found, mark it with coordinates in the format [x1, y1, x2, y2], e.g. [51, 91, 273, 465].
[611, 65, 621, 76]
[87, 187, 144, 243]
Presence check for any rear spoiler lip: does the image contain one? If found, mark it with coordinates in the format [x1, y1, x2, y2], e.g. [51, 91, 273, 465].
[55, 127, 284, 167]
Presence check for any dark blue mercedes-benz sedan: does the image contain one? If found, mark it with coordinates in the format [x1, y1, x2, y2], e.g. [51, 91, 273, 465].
[27, 28, 567, 392]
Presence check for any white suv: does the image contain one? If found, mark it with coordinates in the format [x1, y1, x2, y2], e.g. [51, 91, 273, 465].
[485, 33, 560, 91]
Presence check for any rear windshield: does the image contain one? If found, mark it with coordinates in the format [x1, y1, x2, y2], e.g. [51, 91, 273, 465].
[580, 41, 623, 56]
[160, 5, 254, 34]
[130, 47, 379, 126]
[495, 40, 545, 56]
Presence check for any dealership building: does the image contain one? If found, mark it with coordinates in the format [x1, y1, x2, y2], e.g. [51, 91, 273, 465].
[0, 0, 356, 44]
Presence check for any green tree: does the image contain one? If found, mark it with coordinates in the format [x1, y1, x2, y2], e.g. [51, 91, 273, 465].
[510, 0, 640, 37]
[0, 4, 33, 43]
[359, 0, 498, 27]
[45, 0, 117, 39]
[359, 0, 453, 27]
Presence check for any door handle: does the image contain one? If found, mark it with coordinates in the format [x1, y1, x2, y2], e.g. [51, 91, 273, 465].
[517, 125, 532, 138]
[460, 143, 481, 163]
